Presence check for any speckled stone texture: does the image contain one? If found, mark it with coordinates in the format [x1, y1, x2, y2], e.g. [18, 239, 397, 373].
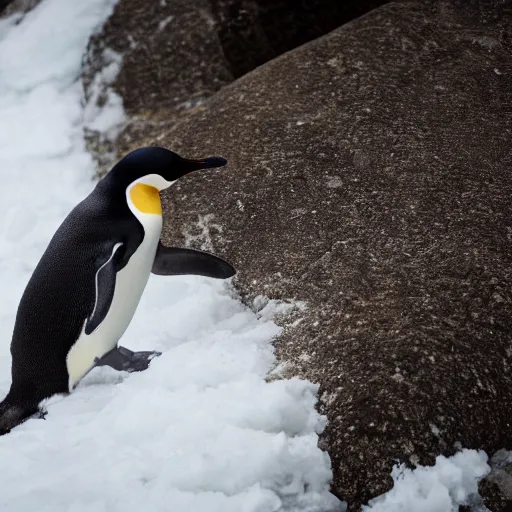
[152, 1, 512, 509]
[82, 0, 394, 166]
[80, 0, 236, 174]
[83, 0, 233, 118]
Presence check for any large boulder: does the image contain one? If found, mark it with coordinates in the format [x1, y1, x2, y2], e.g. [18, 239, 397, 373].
[152, 1, 512, 509]
[86, 0, 512, 509]
[81, 0, 235, 175]
[81, 0, 393, 171]
[83, 0, 233, 118]
[82, 0, 392, 118]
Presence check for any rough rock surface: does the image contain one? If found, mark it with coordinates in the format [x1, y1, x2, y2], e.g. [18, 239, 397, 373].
[82, 0, 395, 173]
[87, 0, 512, 509]
[479, 450, 512, 511]
[83, 0, 233, 118]
[82, 0, 392, 119]
[155, 1, 512, 509]
[80, 0, 235, 175]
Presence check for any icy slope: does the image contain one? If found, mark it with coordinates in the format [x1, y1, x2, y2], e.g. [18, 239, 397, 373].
[0, 1, 338, 511]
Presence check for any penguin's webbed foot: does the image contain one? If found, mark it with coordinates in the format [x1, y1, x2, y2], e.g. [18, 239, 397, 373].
[0, 401, 45, 436]
[95, 346, 161, 373]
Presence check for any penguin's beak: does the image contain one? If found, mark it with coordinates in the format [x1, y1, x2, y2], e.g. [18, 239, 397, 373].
[177, 156, 227, 176]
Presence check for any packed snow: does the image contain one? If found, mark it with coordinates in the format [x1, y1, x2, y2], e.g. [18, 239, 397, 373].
[363, 450, 490, 512]
[0, 1, 496, 511]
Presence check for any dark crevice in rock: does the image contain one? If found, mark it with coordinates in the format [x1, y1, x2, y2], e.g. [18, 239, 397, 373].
[0, 0, 39, 17]
[210, 0, 394, 78]
[0, 0, 14, 13]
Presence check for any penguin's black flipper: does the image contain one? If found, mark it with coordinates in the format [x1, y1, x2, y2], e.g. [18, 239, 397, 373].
[151, 242, 236, 279]
[85, 242, 124, 335]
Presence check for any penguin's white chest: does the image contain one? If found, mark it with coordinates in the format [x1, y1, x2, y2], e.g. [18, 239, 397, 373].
[66, 182, 163, 389]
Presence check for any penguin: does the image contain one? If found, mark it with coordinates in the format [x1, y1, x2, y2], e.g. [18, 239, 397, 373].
[0, 147, 235, 435]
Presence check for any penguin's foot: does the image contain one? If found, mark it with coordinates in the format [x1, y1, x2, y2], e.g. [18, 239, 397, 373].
[32, 409, 47, 421]
[95, 346, 162, 373]
[0, 402, 45, 435]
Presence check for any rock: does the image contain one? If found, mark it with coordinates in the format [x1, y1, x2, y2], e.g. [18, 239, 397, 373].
[0, 0, 16, 14]
[88, 0, 512, 508]
[150, 1, 512, 508]
[479, 450, 512, 511]
[82, 0, 393, 120]
[0, 0, 39, 17]
[210, 0, 391, 78]
[82, 0, 395, 172]
[81, 0, 235, 174]
[83, 0, 233, 118]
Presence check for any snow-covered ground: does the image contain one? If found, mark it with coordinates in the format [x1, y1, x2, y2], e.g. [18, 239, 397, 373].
[0, 1, 496, 511]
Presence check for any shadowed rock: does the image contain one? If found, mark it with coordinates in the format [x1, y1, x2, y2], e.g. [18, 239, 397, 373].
[0, 0, 39, 17]
[81, 0, 235, 174]
[210, 0, 391, 78]
[0, 0, 15, 13]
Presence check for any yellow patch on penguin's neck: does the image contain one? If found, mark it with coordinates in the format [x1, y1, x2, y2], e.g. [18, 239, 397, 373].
[129, 183, 162, 215]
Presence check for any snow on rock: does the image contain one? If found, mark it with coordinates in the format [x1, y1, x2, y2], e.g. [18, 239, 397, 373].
[83, 46, 125, 139]
[363, 450, 490, 512]
[0, 1, 339, 511]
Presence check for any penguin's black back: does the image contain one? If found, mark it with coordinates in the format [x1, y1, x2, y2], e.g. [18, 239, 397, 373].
[6, 177, 144, 406]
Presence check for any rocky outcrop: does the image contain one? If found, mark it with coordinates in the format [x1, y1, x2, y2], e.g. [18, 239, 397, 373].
[479, 450, 512, 511]
[83, 0, 393, 119]
[81, 0, 235, 175]
[86, 0, 512, 509]
[82, 0, 394, 172]
[83, 0, 232, 119]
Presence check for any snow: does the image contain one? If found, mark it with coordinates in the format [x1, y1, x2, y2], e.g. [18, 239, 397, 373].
[0, 1, 339, 511]
[83, 47, 125, 138]
[363, 450, 490, 512]
[0, 1, 496, 512]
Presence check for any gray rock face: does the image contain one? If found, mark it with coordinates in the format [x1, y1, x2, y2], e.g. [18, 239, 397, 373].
[86, 0, 512, 509]
[82, 0, 392, 119]
[83, 0, 233, 118]
[81, 0, 236, 175]
[480, 450, 512, 510]
[154, 1, 512, 508]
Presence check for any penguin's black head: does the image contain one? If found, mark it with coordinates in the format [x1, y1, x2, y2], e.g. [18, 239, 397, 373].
[107, 146, 227, 191]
